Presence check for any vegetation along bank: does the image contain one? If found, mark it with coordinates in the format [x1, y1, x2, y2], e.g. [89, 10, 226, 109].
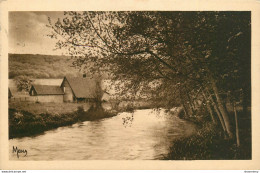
[9, 105, 115, 139]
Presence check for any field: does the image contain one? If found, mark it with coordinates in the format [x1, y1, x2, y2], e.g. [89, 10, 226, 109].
[9, 101, 91, 115]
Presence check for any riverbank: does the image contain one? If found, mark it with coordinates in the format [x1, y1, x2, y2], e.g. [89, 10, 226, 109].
[9, 106, 116, 139]
[9, 108, 195, 160]
[164, 109, 251, 160]
[8, 99, 159, 139]
[9, 101, 91, 115]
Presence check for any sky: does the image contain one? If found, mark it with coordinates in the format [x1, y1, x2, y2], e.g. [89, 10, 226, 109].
[9, 11, 66, 55]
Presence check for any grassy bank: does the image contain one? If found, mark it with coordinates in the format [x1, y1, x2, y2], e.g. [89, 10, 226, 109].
[164, 109, 251, 160]
[8, 99, 157, 139]
[9, 106, 116, 139]
[9, 101, 91, 115]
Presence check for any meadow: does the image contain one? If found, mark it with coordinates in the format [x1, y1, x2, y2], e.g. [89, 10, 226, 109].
[9, 101, 91, 115]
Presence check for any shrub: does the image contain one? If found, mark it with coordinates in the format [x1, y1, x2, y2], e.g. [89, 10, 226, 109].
[165, 121, 251, 160]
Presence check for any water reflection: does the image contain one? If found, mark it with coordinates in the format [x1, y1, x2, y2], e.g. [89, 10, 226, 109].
[9, 109, 195, 160]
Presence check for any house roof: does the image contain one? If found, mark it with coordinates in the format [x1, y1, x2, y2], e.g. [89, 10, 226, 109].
[31, 85, 64, 95]
[62, 76, 97, 98]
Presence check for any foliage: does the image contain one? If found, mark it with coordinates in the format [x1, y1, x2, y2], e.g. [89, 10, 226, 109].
[78, 105, 116, 121]
[165, 120, 251, 160]
[14, 75, 34, 92]
[48, 11, 250, 109]
[48, 11, 251, 154]
[9, 108, 79, 139]
[9, 53, 83, 79]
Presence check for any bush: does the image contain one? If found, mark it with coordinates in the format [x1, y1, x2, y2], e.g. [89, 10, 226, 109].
[77, 106, 86, 116]
[165, 122, 251, 160]
[9, 108, 80, 139]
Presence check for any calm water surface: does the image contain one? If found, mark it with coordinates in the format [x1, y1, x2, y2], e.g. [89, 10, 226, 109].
[9, 109, 195, 160]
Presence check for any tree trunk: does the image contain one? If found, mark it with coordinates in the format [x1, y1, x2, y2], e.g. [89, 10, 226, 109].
[202, 90, 216, 124]
[184, 86, 195, 115]
[181, 103, 188, 117]
[180, 96, 188, 117]
[204, 87, 227, 131]
[234, 103, 240, 147]
[186, 94, 195, 115]
[209, 94, 227, 133]
[242, 87, 249, 116]
[179, 87, 189, 117]
[212, 81, 233, 138]
[207, 104, 216, 123]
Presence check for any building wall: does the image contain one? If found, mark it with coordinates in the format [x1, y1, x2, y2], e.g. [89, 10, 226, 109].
[61, 79, 74, 102]
[9, 96, 37, 102]
[34, 95, 64, 103]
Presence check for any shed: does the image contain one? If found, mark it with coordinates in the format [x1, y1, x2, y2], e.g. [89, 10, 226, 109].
[29, 85, 64, 103]
[60, 76, 97, 102]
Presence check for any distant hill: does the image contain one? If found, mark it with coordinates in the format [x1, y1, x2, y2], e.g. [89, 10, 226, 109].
[9, 54, 83, 79]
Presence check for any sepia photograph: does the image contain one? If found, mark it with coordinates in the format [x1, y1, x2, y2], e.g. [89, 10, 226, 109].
[1, 0, 260, 170]
[7, 11, 252, 161]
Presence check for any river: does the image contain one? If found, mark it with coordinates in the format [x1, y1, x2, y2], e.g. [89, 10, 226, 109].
[9, 109, 195, 160]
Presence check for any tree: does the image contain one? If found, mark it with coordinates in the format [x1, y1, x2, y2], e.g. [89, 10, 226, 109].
[49, 11, 251, 139]
[14, 75, 34, 92]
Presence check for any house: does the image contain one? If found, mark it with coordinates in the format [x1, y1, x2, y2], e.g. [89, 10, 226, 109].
[27, 75, 103, 103]
[29, 85, 64, 103]
[60, 76, 97, 103]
